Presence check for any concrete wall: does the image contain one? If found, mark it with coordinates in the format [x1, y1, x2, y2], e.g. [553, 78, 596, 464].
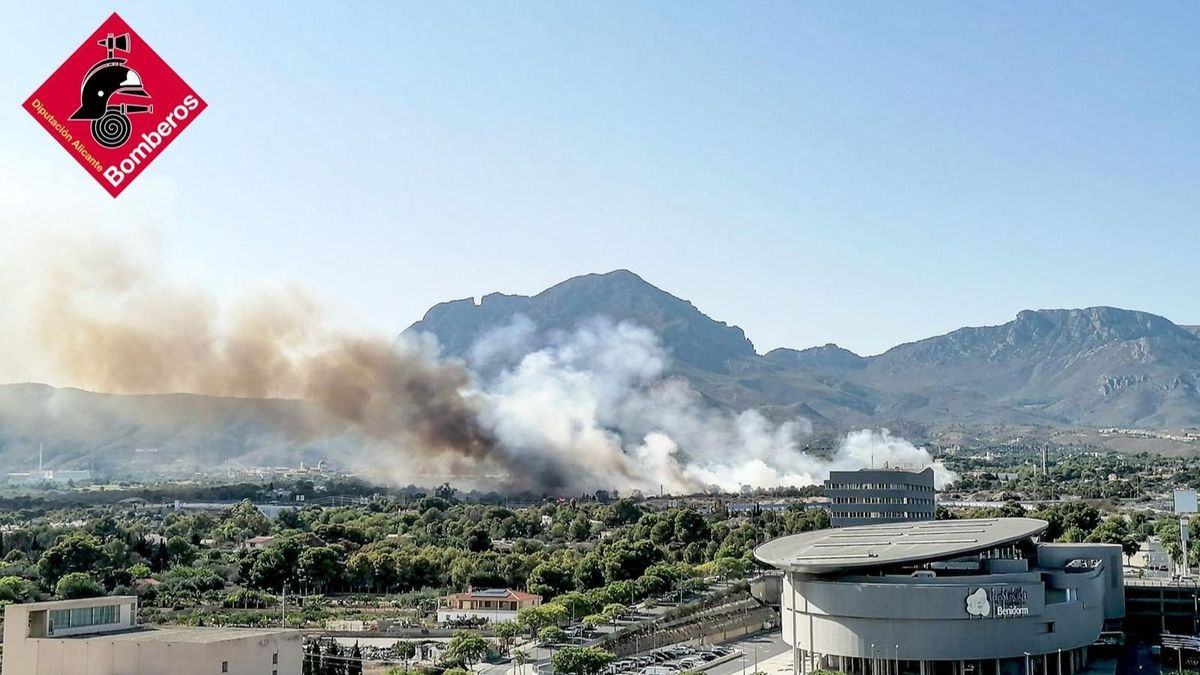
[13, 632, 303, 675]
[781, 566, 1109, 661]
[1036, 543, 1125, 620]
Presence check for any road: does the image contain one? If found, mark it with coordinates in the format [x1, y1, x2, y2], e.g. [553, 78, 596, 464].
[1116, 645, 1158, 675]
[704, 633, 790, 675]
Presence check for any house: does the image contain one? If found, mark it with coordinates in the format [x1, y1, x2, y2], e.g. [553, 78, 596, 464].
[244, 535, 276, 549]
[437, 588, 542, 624]
[2, 596, 301, 675]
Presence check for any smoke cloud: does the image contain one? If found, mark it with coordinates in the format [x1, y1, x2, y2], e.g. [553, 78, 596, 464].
[3, 217, 499, 479]
[466, 317, 956, 493]
[1, 186, 953, 493]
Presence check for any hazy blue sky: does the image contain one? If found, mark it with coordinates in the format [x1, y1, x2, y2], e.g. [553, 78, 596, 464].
[6, 2, 1199, 356]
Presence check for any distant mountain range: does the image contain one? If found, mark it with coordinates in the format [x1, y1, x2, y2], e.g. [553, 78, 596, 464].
[2, 269, 1199, 473]
[407, 270, 1200, 430]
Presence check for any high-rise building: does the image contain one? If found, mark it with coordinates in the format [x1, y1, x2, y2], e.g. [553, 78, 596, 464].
[824, 467, 936, 527]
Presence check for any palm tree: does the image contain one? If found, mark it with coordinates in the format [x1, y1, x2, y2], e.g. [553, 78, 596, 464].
[513, 649, 530, 675]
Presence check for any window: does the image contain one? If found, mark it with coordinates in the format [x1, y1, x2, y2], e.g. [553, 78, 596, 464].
[222, 662, 229, 673]
[273, 653, 279, 664]
[48, 604, 122, 633]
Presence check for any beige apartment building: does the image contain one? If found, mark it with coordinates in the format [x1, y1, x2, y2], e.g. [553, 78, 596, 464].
[3, 596, 303, 675]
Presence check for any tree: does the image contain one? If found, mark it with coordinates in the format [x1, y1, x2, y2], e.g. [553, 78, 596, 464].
[347, 552, 374, 592]
[347, 642, 364, 675]
[518, 606, 553, 636]
[527, 561, 575, 599]
[602, 540, 663, 584]
[513, 649, 530, 675]
[0, 576, 36, 604]
[581, 614, 605, 630]
[127, 562, 152, 580]
[249, 548, 291, 592]
[601, 603, 627, 624]
[673, 510, 711, 545]
[445, 631, 490, 668]
[299, 546, 344, 594]
[215, 499, 272, 542]
[539, 625, 567, 645]
[713, 556, 750, 580]
[493, 621, 521, 650]
[573, 553, 606, 590]
[38, 533, 105, 589]
[1087, 515, 1142, 559]
[165, 536, 197, 566]
[554, 591, 597, 622]
[541, 602, 568, 627]
[552, 646, 615, 675]
[612, 499, 643, 526]
[55, 572, 103, 599]
[1157, 517, 1184, 564]
[1033, 502, 1101, 541]
[1059, 526, 1086, 543]
[394, 640, 417, 672]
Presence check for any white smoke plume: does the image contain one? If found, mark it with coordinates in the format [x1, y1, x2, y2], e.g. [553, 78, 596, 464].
[0, 167, 954, 494]
[464, 316, 957, 493]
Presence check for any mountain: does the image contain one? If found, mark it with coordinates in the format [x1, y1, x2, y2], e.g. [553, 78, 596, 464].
[405, 271, 1200, 430]
[3, 271, 1199, 474]
[862, 308, 1200, 427]
[0, 383, 343, 475]
[407, 270, 756, 373]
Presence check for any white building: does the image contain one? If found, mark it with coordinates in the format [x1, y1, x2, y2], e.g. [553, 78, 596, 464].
[437, 588, 542, 624]
[3, 596, 302, 675]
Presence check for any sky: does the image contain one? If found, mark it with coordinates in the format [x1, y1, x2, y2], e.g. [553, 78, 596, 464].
[4, 1, 1199, 358]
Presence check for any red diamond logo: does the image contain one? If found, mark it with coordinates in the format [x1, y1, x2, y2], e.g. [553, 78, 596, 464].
[22, 13, 206, 197]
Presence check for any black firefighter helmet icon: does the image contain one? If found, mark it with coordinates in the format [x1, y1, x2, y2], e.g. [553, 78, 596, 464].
[68, 32, 153, 149]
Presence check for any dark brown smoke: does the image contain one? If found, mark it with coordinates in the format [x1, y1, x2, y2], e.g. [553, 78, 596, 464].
[30, 237, 497, 471]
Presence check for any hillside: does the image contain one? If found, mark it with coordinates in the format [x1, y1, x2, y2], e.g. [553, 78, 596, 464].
[405, 271, 1200, 429]
[0, 383, 341, 475]
[3, 271, 1199, 473]
[406, 270, 756, 373]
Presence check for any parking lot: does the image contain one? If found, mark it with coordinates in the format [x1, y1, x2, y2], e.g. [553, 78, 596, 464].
[608, 643, 739, 675]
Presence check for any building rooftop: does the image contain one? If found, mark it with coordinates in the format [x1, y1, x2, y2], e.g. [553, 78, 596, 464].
[11, 596, 136, 611]
[754, 517, 1048, 574]
[828, 467, 934, 474]
[443, 588, 541, 602]
[55, 626, 298, 643]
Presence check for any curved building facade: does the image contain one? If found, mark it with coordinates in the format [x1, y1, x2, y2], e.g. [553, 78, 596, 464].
[755, 518, 1124, 675]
